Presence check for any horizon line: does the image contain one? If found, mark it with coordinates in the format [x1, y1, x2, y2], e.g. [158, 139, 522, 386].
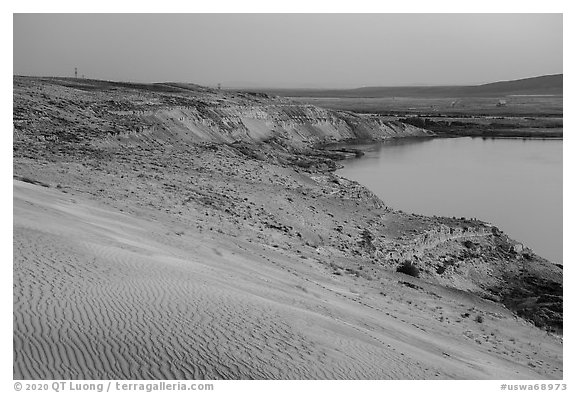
[13, 72, 563, 91]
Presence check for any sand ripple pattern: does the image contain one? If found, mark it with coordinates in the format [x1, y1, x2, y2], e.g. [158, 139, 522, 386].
[14, 223, 414, 379]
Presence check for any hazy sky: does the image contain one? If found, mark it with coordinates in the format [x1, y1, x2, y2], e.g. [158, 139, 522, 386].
[13, 13, 563, 88]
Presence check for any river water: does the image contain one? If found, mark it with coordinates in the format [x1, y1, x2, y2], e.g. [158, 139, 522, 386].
[337, 137, 563, 264]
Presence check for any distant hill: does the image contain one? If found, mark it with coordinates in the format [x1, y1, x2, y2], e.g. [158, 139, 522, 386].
[249, 74, 563, 98]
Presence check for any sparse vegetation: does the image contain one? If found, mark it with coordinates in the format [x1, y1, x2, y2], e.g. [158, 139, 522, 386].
[359, 229, 376, 253]
[397, 261, 420, 278]
[14, 176, 50, 188]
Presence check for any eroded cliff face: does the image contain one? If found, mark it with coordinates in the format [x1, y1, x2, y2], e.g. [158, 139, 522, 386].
[13, 77, 430, 158]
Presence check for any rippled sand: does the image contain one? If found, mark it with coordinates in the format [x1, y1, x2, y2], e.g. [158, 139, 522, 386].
[13, 180, 562, 379]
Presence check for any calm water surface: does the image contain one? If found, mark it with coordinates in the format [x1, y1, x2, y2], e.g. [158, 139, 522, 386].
[337, 137, 563, 264]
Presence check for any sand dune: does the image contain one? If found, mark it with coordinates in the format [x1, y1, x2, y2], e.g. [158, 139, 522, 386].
[13, 180, 562, 379]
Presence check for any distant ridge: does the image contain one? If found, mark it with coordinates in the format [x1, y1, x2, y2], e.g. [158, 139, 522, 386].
[251, 74, 563, 98]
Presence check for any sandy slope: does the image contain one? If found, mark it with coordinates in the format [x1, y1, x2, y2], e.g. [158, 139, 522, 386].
[13, 180, 562, 379]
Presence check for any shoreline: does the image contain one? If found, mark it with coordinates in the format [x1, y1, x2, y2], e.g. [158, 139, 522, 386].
[332, 137, 562, 265]
[13, 76, 563, 379]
